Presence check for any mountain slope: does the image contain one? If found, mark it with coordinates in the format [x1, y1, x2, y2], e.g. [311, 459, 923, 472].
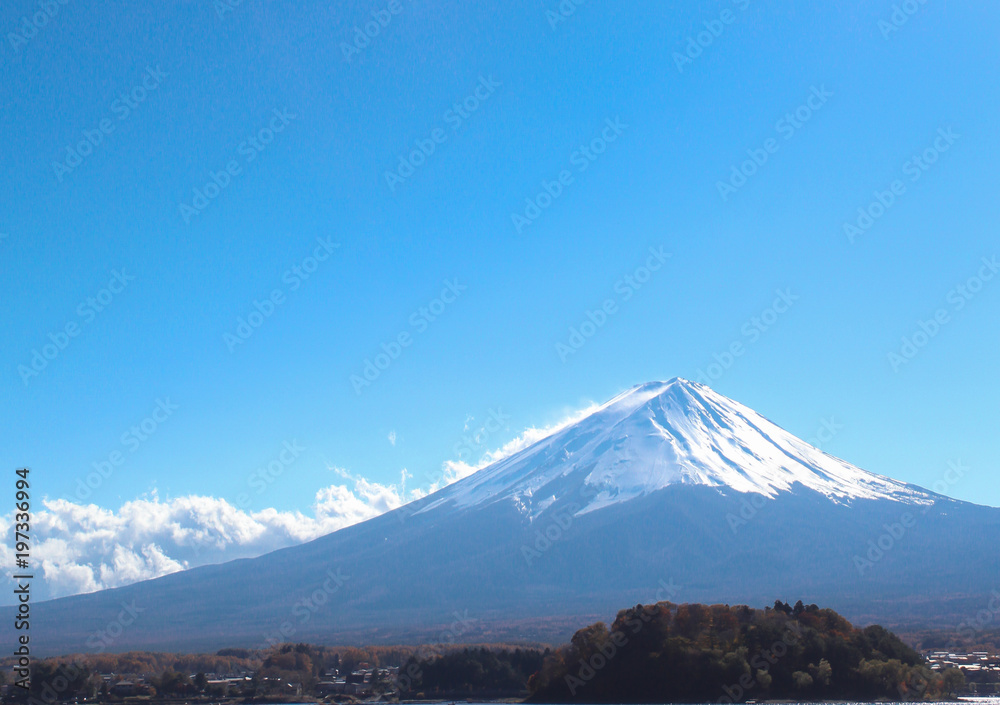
[12, 379, 1000, 656]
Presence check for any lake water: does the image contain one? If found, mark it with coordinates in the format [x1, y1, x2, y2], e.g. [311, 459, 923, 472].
[284, 696, 1000, 705]
[384, 700, 1000, 705]
[391, 701, 1000, 705]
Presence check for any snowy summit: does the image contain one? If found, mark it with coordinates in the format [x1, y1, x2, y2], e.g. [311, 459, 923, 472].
[420, 378, 933, 517]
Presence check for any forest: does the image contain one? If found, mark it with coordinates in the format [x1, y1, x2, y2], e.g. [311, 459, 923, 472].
[528, 600, 966, 702]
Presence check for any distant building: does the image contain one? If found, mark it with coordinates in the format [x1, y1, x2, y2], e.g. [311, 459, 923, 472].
[112, 681, 137, 696]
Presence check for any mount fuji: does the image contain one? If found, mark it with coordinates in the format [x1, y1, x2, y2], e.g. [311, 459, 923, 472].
[14, 379, 1000, 655]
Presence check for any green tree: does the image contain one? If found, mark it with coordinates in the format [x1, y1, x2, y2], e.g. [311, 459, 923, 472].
[157, 670, 192, 695]
[792, 671, 814, 690]
[809, 658, 832, 686]
[755, 669, 772, 691]
[942, 668, 965, 695]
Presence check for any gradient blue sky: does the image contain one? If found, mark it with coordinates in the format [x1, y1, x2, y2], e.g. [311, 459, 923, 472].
[4, 0, 999, 515]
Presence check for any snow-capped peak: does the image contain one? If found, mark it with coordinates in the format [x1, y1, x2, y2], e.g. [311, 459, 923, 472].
[418, 378, 932, 517]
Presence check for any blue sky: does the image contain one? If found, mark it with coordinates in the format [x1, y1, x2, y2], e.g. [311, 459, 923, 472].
[3, 0, 999, 532]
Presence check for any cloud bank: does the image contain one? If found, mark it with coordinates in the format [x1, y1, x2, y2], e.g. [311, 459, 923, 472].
[1, 403, 599, 604]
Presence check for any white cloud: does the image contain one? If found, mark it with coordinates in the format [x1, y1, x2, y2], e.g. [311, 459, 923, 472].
[0, 400, 600, 605]
[430, 401, 602, 493]
[0, 475, 415, 605]
[388, 430, 397, 446]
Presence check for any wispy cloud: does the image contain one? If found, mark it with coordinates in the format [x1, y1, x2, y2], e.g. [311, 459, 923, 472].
[431, 401, 602, 492]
